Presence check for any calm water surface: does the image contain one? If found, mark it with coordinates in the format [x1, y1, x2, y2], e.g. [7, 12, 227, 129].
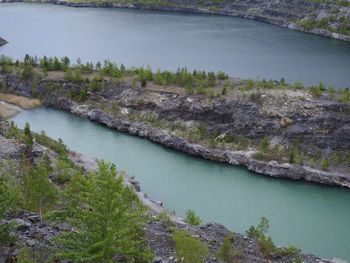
[0, 3, 350, 87]
[12, 108, 350, 260]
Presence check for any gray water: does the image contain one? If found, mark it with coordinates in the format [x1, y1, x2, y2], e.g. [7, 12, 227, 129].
[0, 3, 350, 87]
[11, 108, 350, 260]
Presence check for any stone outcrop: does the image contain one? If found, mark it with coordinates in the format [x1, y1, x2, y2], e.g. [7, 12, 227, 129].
[1, 72, 350, 188]
[1, 0, 350, 41]
[0, 37, 7, 46]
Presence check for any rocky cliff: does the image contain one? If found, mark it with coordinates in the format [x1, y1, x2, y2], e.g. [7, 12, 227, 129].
[1, 70, 349, 188]
[1, 0, 350, 41]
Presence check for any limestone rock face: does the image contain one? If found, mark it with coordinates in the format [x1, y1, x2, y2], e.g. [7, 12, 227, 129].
[2, 72, 350, 188]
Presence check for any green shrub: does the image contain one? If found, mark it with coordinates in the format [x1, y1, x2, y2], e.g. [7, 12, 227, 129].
[291, 81, 304, 90]
[246, 79, 255, 90]
[246, 217, 299, 258]
[184, 209, 202, 226]
[288, 147, 303, 164]
[309, 85, 323, 98]
[249, 92, 263, 104]
[339, 88, 350, 103]
[0, 174, 19, 245]
[221, 86, 228, 96]
[217, 71, 228, 80]
[52, 161, 153, 262]
[216, 233, 235, 262]
[321, 158, 329, 171]
[64, 68, 83, 84]
[259, 136, 270, 154]
[196, 85, 206, 95]
[34, 132, 67, 157]
[21, 64, 34, 80]
[172, 230, 208, 263]
[157, 209, 173, 227]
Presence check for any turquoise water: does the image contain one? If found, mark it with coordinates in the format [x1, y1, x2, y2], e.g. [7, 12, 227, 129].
[12, 107, 350, 260]
[0, 3, 350, 87]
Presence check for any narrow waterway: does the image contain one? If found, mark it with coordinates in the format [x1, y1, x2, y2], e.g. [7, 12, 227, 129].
[1, 3, 350, 87]
[12, 107, 350, 260]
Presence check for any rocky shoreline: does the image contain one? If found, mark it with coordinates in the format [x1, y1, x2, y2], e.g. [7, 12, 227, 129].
[1, 70, 350, 189]
[69, 101, 350, 189]
[1, 0, 350, 42]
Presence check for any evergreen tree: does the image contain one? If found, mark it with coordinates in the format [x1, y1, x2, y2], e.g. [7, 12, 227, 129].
[216, 233, 234, 262]
[23, 122, 33, 149]
[53, 161, 152, 262]
[0, 174, 19, 244]
[184, 209, 202, 226]
[22, 159, 57, 223]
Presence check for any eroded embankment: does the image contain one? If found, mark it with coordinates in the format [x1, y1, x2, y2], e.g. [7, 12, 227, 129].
[1, 71, 349, 188]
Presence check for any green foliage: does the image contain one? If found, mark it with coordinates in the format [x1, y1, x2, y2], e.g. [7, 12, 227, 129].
[22, 158, 57, 222]
[157, 209, 173, 227]
[294, 255, 303, 263]
[290, 81, 304, 90]
[321, 158, 329, 171]
[23, 122, 33, 149]
[52, 161, 152, 262]
[246, 217, 269, 240]
[246, 217, 299, 258]
[339, 88, 350, 103]
[221, 86, 228, 96]
[288, 147, 303, 164]
[259, 136, 270, 154]
[184, 209, 202, 226]
[172, 230, 208, 263]
[216, 233, 235, 262]
[217, 71, 229, 80]
[34, 131, 67, 157]
[90, 75, 105, 92]
[0, 55, 13, 73]
[15, 246, 36, 263]
[55, 158, 74, 184]
[0, 174, 19, 244]
[64, 68, 83, 84]
[21, 64, 34, 80]
[309, 82, 326, 98]
[141, 78, 147, 87]
[298, 15, 350, 35]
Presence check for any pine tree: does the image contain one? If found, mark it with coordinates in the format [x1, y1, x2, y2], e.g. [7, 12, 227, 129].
[0, 174, 19, 244]
[216, 233, 234, 262]
[53, 161, 152, 262]
[184, 209, 202, 226]
[22, 158, 56, 223]
[23, 122, 33, 150]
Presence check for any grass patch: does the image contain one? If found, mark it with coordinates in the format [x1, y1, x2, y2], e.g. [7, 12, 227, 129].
[0, 93, 41, 109]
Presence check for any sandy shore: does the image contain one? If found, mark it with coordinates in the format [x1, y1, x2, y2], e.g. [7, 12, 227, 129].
[0, 94, 41, 119]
